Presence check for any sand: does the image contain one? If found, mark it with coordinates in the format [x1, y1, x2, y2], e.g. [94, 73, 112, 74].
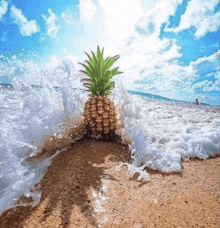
[0, 133, 219, 228]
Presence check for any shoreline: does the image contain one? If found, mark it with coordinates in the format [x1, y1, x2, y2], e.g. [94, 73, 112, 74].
[0, 137, 219, 228]
[1, 84, 219, 227]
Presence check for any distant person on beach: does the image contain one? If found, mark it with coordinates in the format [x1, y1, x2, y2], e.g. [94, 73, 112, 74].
[195, 99, 199, 105]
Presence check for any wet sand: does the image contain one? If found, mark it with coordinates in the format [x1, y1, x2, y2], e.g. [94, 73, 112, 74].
[0, 134, 219, 228]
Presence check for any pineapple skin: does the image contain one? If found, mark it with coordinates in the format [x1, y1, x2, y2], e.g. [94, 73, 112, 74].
[83, 95, 117, 138]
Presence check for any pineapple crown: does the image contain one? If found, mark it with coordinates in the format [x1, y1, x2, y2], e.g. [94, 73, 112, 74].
[78, 46, 123, 96]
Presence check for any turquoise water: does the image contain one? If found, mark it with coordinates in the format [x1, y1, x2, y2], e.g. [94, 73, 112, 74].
[0, 83, 215, 107]
[127, 90, 213, 107]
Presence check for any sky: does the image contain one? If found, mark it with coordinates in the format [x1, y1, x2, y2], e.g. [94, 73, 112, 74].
[0, 0, 219, 105]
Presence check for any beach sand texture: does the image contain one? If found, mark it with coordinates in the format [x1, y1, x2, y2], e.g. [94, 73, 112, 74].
[0, 86, 219, 227]
[0, 135, 219, 228]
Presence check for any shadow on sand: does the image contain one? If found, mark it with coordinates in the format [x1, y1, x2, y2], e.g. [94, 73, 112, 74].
[0, 132, 132, 228]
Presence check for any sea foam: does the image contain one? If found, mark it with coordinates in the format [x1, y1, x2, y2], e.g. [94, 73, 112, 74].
[0, 70, 219, 214]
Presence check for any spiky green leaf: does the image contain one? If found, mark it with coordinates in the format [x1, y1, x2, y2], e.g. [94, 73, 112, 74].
[79, 46, 122, 96]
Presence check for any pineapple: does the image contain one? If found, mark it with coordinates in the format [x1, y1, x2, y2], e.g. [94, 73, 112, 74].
[78, 46, 123, 139]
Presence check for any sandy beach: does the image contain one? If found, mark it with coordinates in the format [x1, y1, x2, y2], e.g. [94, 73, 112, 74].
[0, 0, 219, 226]
[1, 86, 219, 227]
[0, 133, 219, 228]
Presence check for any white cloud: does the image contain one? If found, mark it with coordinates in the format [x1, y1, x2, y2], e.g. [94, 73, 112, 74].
[0, 0, 8, 20]
[79, 0, 97, 22]
[118, 39, 219, 101]
[192, 80, 219, 93]
[73, 0, 144, 57]
[42, 8, 59, 38]
[59, 0, 184, 60]
[10, 5, 40, 36]
[61, 11, 75, 24]
[136, 0, 184, 35]
[148, 51, 219, 98]
[38, 0, 218, 104]
[190, 50, 220, 70]
[98, 0, 143, 40]
[68, 0, 188, 98]
[194, 12, 219, 38]
[106, 0, 219, 100]
[165, 0, 219, 38]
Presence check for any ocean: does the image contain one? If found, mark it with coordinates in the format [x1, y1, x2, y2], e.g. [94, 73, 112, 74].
[0, 78, 219, 214]
[0, 83, 215, 107]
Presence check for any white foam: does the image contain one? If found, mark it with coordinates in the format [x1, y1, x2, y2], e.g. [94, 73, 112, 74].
[0, 69, 87, 213]
[111, 81, 220, 178]
[0, 70, 219, 214]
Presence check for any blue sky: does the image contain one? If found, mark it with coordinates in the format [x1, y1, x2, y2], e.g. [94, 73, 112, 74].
[0, 0, 219, 105]
[0, 0, 79, 58]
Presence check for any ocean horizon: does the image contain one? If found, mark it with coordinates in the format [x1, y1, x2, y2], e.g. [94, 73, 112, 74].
[1, 83, 217, 108]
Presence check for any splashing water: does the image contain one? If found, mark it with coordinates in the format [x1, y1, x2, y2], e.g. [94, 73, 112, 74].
[111, 80, 220, 180]
[0, 58, 219, 214]
[0, 59, 88, 213]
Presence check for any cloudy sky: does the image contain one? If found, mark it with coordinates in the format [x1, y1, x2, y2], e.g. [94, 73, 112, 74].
[0, 0, 219, 105]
